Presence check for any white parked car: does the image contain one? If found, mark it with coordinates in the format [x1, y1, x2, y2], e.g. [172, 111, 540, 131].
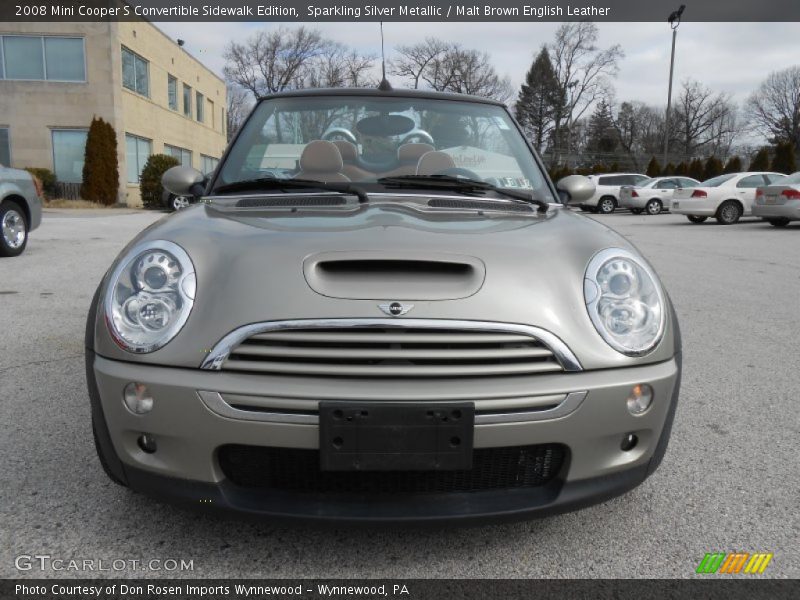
[671, 172, 787, 225]
[579, 173, 650, 214]
[753, 171, 800, 227]
[1, 163, 43, 257]
[619, 176, 701, 215]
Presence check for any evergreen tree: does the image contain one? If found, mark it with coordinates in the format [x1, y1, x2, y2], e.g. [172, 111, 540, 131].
[646, 157, 662, 177]
[723, 156, 743, 173]
[674, 162, 689, 176]
[585, 100, 618, 160]
[81, 117, 119, 205]
[703, 156, 723, 180]
[688, 159, 705, 181]
[514, 47, 561, 154]
[770, 142, 797, 174]
[749, 147, 770, 171]
[663, 162, 676, 175]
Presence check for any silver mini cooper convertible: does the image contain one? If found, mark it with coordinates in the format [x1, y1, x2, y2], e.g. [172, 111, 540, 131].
[86, 87, 681, 523]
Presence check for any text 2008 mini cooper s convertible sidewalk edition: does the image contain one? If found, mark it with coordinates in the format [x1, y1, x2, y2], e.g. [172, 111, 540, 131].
[86, 87, 681, 523]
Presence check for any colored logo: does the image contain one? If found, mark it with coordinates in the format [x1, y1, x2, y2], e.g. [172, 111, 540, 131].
[696, 552, 773, 574]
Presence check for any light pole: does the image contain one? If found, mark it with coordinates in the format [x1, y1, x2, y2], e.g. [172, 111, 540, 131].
[565, 81, 578, 169]
[663, 4, 685, 166]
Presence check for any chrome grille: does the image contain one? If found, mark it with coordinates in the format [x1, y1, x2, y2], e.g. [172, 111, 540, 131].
[219, 324, 567, 377]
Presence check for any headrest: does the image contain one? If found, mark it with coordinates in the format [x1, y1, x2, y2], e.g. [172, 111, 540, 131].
[416, 151, 456, 175]
[332, 140, 358, 163]
[398, 143, 435, 164]
[300, 140, 344, 173]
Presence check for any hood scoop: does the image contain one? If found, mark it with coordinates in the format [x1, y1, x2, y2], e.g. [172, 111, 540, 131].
[303, 252, 486, 300]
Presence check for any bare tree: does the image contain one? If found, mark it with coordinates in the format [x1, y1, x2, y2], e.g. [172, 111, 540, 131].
[223, 26, 333, 96]
[391, 40, 511, 102]
[614, 101, 662, 170]
[549, 22, 624, 161]
[304, 45, 376, 89]
[746, 66, 800, 152]
[226, 85, 251, 141]
[670, 79, 739, 158]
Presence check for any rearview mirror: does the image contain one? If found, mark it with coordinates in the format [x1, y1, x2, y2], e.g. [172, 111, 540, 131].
[162, 166, 205, 197]
[556, 175, 595, 204]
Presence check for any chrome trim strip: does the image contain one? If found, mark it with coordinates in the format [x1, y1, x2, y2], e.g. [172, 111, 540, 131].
[200, 318, 582, 371]
[474, 391, 587, 424]
[197, 390, 588, 425]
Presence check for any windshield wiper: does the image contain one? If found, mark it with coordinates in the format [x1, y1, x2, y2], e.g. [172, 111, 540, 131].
[377, 175, 549, 213]
[213, 177, 369, 204]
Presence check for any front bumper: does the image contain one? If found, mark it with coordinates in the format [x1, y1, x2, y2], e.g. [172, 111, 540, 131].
[753, 201, 800, 220]
[88, 348, 681, 523]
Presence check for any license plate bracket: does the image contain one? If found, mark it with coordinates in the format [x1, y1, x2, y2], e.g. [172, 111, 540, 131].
[319, 402, 475, 471]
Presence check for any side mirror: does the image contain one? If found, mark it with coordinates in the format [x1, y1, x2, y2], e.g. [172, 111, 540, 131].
[162, 166, 205, 197]
[556, 175, 595, 205]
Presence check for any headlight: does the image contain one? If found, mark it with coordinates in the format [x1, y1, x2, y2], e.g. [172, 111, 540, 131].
[584, 248, 665, 356]
[104, 240, 196, 353]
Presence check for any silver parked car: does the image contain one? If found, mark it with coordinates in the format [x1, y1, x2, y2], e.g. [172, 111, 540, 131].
[0, 163, 43, 257]
[753, 171, 800, 227]
[86, 88, 681, 523]
[581, 173, 651, 214]
[619, 176, 700, 215]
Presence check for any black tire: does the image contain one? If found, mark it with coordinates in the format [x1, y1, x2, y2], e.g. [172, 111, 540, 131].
[597, 196, 616, 214]
[92, 418, 127, 486]
[630, 208, 643, 215]
[0, 200, 28, 257]
[716, 200, 742, 225]
[645, 199, 663, 215]
[767, 218, 790, 228]
[687, 215, 708, 224]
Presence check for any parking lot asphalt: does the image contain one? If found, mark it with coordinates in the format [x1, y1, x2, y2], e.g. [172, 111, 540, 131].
[1, 207, 798, 579]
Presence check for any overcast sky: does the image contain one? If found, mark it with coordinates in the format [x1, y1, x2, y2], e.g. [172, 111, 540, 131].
[158, 21, 800, 115]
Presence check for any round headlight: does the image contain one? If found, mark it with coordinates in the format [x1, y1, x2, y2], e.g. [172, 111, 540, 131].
[104, 240, 196, 353]
[584, 248, 665, 356]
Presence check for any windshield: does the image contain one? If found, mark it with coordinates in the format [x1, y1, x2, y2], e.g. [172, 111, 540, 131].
[637, 178, 655, 187]
[214, 95, 555, 201]
[701, 174, 736, 187]
[783, 171, 800, 184]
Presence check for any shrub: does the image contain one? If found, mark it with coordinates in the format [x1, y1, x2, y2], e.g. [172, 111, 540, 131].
[139, 154, 180, 209]
[770, 142, 796, 174]
[688, 159, 705, 181]
[81, 117, 119, 205]
[663, 162, 676, 175]
[749, 147, 770, 171]
[723, 156, 743, 173]
[703, 156, 724, 180]
[24, 167, 57, 198]
[674, 161, 689, 176]
[646, 157, 661, 177]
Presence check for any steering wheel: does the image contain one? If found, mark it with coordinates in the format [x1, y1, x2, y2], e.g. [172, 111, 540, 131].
[400, 129, 435, 146]
[436, 167, 483, 181]
[322, 128, 357, 144]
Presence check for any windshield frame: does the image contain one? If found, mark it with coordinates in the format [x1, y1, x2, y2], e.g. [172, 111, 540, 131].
[207, 90, 561, 204]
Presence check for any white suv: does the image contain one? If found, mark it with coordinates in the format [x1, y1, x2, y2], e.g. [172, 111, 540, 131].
[580, 173, 650, 214]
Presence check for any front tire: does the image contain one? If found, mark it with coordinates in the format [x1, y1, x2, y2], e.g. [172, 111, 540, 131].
[767, 218, 790, 228]
[597, 196, 616, 214]
[716, 200, 742, 225]
[0, 200, 28, 257]
[687, 215, 708, 224]
[645, 199, 663, 215]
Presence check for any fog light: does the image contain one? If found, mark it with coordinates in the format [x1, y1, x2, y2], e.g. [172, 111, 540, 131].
[123, 382, 154, 414]
[621, 433, 638, 452]
[137, 433, 157, 454]
[626, 384, 653, 415]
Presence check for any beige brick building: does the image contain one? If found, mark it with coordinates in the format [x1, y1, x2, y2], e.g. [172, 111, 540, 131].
[0, 21, 227, 206]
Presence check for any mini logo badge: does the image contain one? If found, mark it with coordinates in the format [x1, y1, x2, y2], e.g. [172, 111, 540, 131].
[379, 302, 414, 316]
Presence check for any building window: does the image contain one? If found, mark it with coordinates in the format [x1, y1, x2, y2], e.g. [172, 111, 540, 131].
[167, 75, 178, 110]
[221, 108, 226, 136]
[121, 46, 148, 96]
[0, 128, 10, 166]
[51, 129, 88, 183]
[183, 84, 192, 118]
[164, 144, 192, 168]
[208, 99, 215, 128]
[0, 35, 85, 82]
[125, 133, 151, 184]
[196, 92, 204, 123]
[201, 154, 219, 174]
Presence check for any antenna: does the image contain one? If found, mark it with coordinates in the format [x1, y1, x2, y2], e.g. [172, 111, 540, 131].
[378, 22, 392, 91]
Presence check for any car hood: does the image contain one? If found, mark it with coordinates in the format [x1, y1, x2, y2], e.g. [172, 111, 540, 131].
[93, 200, 677, 370]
